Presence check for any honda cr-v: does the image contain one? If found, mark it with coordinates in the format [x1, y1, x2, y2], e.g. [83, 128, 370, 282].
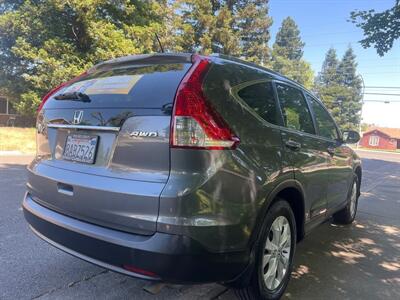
[23, 53, 362, 299]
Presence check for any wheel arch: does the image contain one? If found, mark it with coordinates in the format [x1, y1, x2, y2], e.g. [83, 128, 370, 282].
[275, 186, 306, 242]
[229, 179, 306, 288]
[252, 179, 306, 246]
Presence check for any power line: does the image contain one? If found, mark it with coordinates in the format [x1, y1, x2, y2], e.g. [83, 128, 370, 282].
[363, 100, 400, 104]
[301, 30, 361, 38]
[363, 99, 400, 102]
[304, 41, 397, 48]
[358, 65, 400, 70]
[365, 86, 400, 89]
[306, 57, 400, 63]
[304, 41, 355, 47]
[364, 92, 400, 96]
[363, 99, 392, 101]
[346, 71, 400, 75]
[339, 65, 400, 70]
[288, 71, 400, 75]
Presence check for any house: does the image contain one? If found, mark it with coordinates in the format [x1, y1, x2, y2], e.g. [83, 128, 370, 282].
[360, 127, 400, 150]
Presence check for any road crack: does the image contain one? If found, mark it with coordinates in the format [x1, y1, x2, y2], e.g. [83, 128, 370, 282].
[31, 269, 108, 299]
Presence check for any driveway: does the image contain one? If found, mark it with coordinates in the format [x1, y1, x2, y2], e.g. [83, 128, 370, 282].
[1, 151, 399, 299]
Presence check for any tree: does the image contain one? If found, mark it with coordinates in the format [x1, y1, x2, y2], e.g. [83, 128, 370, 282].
[337, 46, 363, 130]
[173, 0, 216, 54]
[1, 0, 275, 117]
[0, 0, 167, 116]
[315, 47, 362, 130]
[271, 17, 314, 88]
[212, 4, 241, 55]
[271, 56, 314, 89]
[236, 0, 273, 64]
[316, 48, 340, 85]
[361, 122, 375, 132]
[173, 0, 272, 62]
[350, 0, 400, 56]
[273, 17, 304, 60]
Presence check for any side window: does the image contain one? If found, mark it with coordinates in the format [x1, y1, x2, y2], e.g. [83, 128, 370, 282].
[275, 83, 315, 134]
[306, 94, 339, 140]
[237, 81, 279, 125]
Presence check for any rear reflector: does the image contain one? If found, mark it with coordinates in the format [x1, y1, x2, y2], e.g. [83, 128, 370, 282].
[170, 55, 239, 150]
[122, 264, 158, 278]
[37, 71, 88, 112]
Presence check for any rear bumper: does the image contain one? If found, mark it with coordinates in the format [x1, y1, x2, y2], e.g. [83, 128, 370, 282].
[23, 193, 249, 283]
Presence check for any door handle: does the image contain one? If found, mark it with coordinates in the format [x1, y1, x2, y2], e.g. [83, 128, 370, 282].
[327, 147, 335, 156]
[285, 140, 301, 151]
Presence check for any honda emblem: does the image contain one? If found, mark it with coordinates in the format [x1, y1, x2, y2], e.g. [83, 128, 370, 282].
[72, 110, 84, 125]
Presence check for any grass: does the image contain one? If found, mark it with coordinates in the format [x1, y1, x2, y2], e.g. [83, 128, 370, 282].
[0, 127, 36, 153]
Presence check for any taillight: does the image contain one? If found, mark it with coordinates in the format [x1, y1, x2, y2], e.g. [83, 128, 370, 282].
[37, 71, 88, 112]
[171, 55, 239, 150]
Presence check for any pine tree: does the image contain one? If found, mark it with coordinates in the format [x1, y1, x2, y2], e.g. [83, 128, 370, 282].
[315, 48, 344, 126]
[315, 47, 362, 130]
[173, 0, 272, 61]
[212, 5, 241, 55]
[338, 46, 362, 88]
[338, 46, 363, 129]
[237, 0, 273, 64]
[271, 17, 314, 88]
[173, 0, 216, 54]
[273, 17, 304, 60]
[317, 48, 340, 85]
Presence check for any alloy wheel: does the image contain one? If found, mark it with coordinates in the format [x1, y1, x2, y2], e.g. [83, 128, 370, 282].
[349, 181, 358, 217]
[262, 216, 292, 290]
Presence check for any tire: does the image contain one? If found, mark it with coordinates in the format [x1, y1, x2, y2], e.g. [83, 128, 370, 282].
[333, 175, 359, 224]
[235, 199, 297, 300]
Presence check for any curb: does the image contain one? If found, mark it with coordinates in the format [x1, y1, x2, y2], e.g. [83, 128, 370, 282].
[355, 149, 400, 155]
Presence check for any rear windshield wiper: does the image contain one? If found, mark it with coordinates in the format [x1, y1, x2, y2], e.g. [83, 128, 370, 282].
[54, 92, 91, 102]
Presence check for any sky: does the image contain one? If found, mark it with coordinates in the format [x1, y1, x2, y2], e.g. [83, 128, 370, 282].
[269, 0, 400, 128]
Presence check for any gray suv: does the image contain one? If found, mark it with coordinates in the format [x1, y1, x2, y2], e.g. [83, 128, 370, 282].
[23, 53, 362, 300]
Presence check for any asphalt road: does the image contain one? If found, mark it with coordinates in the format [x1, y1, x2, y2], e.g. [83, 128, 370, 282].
[1, 151, 399, 299]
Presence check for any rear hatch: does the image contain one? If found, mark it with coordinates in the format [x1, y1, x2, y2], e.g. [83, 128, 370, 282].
[28, 54, 192, 235]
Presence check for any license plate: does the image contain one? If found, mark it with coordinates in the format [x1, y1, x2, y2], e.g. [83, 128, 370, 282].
[62, 135, 99, 164]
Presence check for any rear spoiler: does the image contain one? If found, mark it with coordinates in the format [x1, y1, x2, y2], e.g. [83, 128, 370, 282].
[89, 53, 193, 73]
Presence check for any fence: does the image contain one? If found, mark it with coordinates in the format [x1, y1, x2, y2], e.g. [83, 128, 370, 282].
[0, 114, 35, 127]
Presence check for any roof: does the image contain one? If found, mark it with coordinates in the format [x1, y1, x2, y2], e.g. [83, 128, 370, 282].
[89, 53, 192, 72]
[364, 127, 400, 139]
[90, 52, 301, 88]
[88, 52, 315, 99]
[213, 53, 304, 89]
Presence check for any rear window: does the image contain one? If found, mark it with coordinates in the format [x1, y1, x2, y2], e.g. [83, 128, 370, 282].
[44, 63, 191, 109]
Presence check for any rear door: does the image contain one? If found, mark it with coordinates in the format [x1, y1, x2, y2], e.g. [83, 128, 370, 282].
[305, 93, 353, 211]
[29, 55, 191, 235]
[274, 82, 331, 224]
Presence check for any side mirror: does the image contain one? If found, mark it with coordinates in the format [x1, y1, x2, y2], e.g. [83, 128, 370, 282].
[342, 130, 360, 144]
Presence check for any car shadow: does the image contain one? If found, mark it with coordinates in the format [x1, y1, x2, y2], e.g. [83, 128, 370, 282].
[283, 214, 400, 299]
[283, 156, 400, 299]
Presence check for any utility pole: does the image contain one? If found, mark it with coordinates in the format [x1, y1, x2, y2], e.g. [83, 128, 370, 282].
[357, 75, 365, 149]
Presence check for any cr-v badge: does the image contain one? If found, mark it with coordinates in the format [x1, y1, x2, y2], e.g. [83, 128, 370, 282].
[72, 110, 84, 125]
